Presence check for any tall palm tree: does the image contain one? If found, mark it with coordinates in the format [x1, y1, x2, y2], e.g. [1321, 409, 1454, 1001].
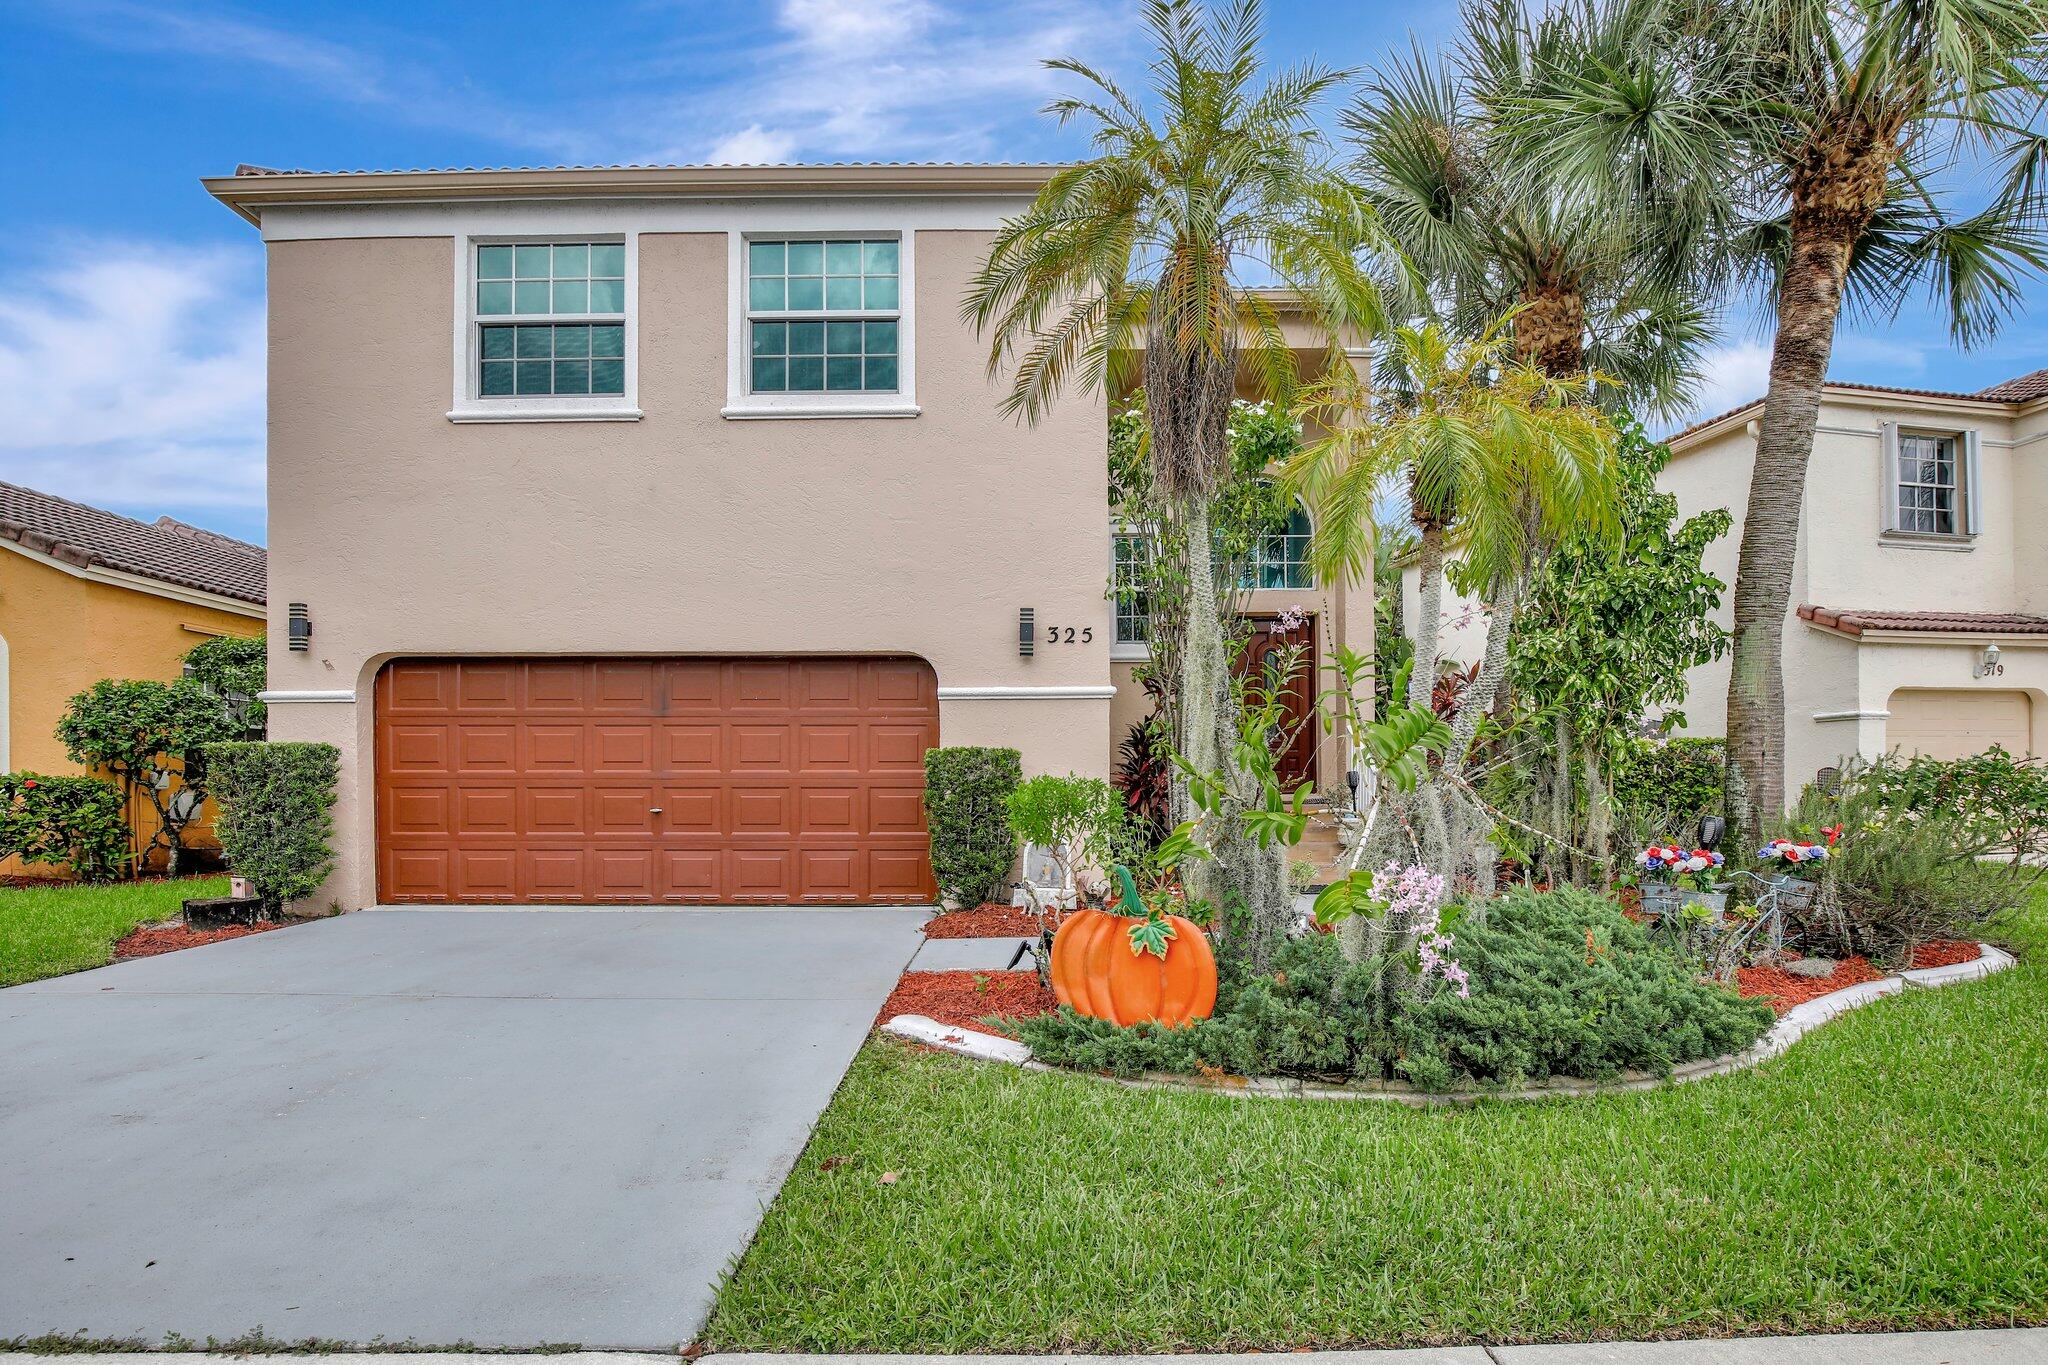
[1288, 320, 1620, 877]
[1513, 0, 2048, 840]
[964, 0, 1384, 965]
[1347, 0, 1716, 419]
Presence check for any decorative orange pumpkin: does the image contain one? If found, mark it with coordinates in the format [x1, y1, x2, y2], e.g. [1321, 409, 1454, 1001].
[1049, 906, 1218, 1028]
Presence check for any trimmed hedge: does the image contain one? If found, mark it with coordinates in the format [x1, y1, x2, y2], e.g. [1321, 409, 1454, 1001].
[205, 741, 340, 914]
[923, 747, 1022, 908]
[1614, 736, 1725, 842]
[0, 772, 128, 881]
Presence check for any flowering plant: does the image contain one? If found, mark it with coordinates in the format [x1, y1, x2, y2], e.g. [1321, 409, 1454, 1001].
[1757, 838, 1830, 868]
[1636, 844, 1724, 889]
[1369, 860, 1470, 998]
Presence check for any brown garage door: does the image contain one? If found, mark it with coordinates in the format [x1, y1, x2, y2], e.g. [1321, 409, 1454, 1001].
[375, 657, 938, 904]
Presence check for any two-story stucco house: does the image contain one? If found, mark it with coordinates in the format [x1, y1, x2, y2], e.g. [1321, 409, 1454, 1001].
[206, 162, 1370, 912]
[1403, 368, 2048, 799]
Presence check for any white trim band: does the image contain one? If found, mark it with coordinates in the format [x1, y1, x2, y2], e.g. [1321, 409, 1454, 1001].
[938, 685, 1117, 700]
[259, 689, 358, 704]
[1813, 709, 1890, 722]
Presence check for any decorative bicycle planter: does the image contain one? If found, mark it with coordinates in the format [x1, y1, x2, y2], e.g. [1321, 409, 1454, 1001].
[1638, 883, 1729, 920]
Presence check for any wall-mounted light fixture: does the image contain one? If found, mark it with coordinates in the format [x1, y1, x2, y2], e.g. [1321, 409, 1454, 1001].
[1018, 607, 1035, 657]
[287, 602, 313, 652]
[1975, 642, 2003, 678]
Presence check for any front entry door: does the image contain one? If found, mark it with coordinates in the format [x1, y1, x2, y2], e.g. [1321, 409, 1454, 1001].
[1237, 614, 1318, 791]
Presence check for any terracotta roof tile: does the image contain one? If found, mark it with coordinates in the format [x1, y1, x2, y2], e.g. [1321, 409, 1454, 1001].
[0, 481, 265, 606]
[1798, 604, 2048, 636]
[1976, 366, 2048, 401]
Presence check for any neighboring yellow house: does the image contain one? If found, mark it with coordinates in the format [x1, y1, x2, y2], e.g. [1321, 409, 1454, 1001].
[0, 480, 266, 877]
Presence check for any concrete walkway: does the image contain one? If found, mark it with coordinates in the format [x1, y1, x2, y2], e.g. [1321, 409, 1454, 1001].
[6, 1331, 2046, 1361]
[0, 909, 924, 1349]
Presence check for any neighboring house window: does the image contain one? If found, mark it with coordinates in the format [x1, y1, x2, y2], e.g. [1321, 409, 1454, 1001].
[1897, 432, 1959, 534]
[475, 243, 627, 398]
[1113, 532, 1152, 645]
[1241, 504, 1314, 589]
[746, 239, 900, 393]
[1882, 423, 1980, 540]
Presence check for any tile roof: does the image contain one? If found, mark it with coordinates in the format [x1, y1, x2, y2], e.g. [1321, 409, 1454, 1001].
[1798, 604, 2048, 636]
[1976, 366, 2048, 401]
[231, 160, 1058, 176]
[0, 481, 266, 606]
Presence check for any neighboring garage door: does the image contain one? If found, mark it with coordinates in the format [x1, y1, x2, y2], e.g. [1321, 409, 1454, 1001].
[375, 657, 938, 904]
[1887, 687, 2034, 762]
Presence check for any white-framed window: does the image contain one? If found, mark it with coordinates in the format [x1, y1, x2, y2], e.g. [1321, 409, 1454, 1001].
[1241, 503, 1314, 589]
[451, 235, 639, 423]
[1113, 532, 1153, 646]
[1881, 422, 1980, 541]
[724, 231, 918, 419]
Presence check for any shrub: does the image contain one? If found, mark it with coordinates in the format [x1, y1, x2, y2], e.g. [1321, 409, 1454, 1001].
[1394, 887, 1774, 1089]
[1006, 773, 1127, 897]
[1848, 747, 2048, 857]
[205, 741, 340, 915]
[57, 677, 240, 875]
[1787, 775, 2039, 965]
[923, 747, 1022, 908]
[1113, 714, 1171, 849]
[1613, 737, 1725, 845]
[182, 633, 268, 734]
[0, 773, 128, 881]
[1017, 887, 1774, 1089]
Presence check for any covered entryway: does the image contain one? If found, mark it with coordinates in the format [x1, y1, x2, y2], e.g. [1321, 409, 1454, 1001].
[1887, 687, 2035, 761]
[375, 657, 938, 904]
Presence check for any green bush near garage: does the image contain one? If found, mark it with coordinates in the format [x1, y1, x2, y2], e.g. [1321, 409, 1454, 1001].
[923, 746, 1022, 908]
[204, 741, 341, 916]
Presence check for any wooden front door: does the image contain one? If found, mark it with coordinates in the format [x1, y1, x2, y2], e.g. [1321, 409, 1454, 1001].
[1237, 614, 1318, 791]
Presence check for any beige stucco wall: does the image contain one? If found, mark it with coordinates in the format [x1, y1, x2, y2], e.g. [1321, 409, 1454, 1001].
[1660, 389, 2048, 796]
[263, 225, 1110, 910]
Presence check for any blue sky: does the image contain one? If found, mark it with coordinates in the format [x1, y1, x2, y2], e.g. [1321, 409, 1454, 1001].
[1, 0, 2042, 546]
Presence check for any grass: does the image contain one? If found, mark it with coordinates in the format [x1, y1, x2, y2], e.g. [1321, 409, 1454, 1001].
[0, 876, 228, 987]
[706, 894, 2048, 1352]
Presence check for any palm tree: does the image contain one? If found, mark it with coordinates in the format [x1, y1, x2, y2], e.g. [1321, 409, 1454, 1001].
[1288, 319, 1620, 878]
[964, 0, 1384, 966]
[1347, 0, 1716, 418]
[1512, 0, 2048, 840]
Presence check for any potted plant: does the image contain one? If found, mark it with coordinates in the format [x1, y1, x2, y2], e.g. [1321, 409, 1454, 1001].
[1635, 844, 1727, 920]
[1756, 828, 1835, 908]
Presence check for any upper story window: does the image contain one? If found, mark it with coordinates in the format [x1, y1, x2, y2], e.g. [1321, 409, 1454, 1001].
[1113, 532, 1152, 645]
[453, 237, 638, 423]
[1241, 504, 1314, 589]
[747, 239, 900, 393]
[1882, 422, 1980, 542]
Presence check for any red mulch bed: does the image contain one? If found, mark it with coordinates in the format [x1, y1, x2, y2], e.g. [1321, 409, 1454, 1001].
[1736, 955, 1884, 1014]
[114, 920, 281, 960]
[876, 969, 1056, 1038]
[923, 904, 1044, 938]
[1910, 938, 1984, 969]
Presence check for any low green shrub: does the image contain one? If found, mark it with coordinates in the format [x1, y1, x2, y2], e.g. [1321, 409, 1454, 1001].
[0, 773, 129, 881]
[1847, 747, 2048, 857]
[1005, 773, 1128, 898]
[923, 747, 1022, 908]
[1017, 887, 1774, 1089]
[205, 741, 340, 914]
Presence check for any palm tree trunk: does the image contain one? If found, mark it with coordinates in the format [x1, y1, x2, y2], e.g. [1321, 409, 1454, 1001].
[1725, 212, 1855, 843]
[1409, 525, 1446, 711]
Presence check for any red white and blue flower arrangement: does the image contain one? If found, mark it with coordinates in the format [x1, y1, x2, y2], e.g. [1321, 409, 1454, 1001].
[1757, 837, 1830, 866]
[1637, 845, 1724, 887]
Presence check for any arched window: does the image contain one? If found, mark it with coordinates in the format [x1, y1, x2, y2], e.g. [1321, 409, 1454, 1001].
[1243, 502, 1313, 590]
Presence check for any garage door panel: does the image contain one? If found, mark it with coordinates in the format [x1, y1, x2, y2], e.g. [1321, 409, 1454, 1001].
[456, 663, 519, 711]
[454, 848, 518, 899]
[1888, 688, 2033, 762]
[730, 725, 792, 771]
[377, 658, 937, 904]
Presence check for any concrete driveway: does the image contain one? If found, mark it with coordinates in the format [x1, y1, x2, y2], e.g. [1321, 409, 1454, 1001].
[0, 908, 924, 1349]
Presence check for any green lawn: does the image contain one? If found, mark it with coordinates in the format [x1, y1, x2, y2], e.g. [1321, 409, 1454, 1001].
[0, 877, 228, 988]
[707, 896, 2048, 1352]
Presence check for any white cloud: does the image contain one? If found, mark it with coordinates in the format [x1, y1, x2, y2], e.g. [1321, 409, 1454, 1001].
[1668, 340, 1773, 433]
[662, 0, 1130, 165]
[0, 243, 266, 516]
[706, 124, 801, 165]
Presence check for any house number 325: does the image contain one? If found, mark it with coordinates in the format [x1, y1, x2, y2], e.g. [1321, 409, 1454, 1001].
[1042, 626, 1092, 644]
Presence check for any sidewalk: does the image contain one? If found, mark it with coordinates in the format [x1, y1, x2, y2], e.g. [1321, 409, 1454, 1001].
[9, 1331, 2048, 1364]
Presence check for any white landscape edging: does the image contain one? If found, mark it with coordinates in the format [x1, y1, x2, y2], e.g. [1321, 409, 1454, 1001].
[880, 942, 2015, 1105]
